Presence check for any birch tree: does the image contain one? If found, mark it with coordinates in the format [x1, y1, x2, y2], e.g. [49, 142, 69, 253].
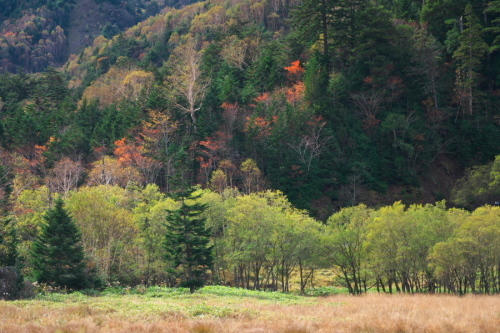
[166, 37, 211, 130]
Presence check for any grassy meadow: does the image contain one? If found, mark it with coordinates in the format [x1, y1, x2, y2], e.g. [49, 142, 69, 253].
[0, 286, 499, 333]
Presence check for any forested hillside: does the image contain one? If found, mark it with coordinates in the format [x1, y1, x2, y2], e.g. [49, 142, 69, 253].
[1, 0, 499, 212]
[0, 0, 499, 294]
[0, 0, 201, 73]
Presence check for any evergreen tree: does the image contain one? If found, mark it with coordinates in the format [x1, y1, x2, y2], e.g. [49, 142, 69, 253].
[164, 188, 213, 293]
[31, 198, 87, 289]
[0, 218, 18, 267]
[0, 165, 10, 210]
[291, 0, 334, 63]
[485, 0, 500, 53]
[453, 4, 488, 116]
[0, 165, 17, 268]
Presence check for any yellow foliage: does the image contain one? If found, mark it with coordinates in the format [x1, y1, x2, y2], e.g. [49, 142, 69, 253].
[80, 67, 154, 108]
[86, 156, 144, 187]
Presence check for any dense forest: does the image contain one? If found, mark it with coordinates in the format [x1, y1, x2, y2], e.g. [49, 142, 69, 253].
[0, 0, 499, 295]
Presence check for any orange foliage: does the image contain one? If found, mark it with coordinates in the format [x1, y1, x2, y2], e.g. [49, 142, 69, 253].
[363, 76, 375, 85]
[199, 138, 221, 152]
[113, 137, 162, 184]
[284, 60, 304, 76]
[307, 115, 326, 128]
[197, 131, 234, 184]
[221, 102, 238, 111]
[286, 81, 305, 104]
[195, 156, 212, 170]
[198, 131, 232, 162]
[245, 116, 277, 139]
[114, 138, 144, 166]
[284, 60, 305, 83]
[27, 144, 48, 169]
[254, 92, 271, 103]
[34, 144, 48, 154]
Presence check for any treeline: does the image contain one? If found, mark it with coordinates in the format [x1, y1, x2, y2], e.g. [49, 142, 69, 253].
[1, 183, 499, 295]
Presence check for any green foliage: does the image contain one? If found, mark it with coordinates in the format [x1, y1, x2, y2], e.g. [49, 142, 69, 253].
[325, 204, 373, 294]
[304, 286, 346, 296]
[9, 182, 500, 295]
[451, 156, 500, 209]
[101, 23, 121, 40]
[0, 218, 18, 267]
[421, 0, 473, 42]
[485, 1, 500, 52]
[0, 0, 499, 247]
[30, 198, 88, 289]
[164, 188, 213, 293]
[429, 205, 500, 294]
[66, 185, 138, 284]
[365, 201, 453, 293]
[452, 4, 488, 115]
[246, 41, 286, 94]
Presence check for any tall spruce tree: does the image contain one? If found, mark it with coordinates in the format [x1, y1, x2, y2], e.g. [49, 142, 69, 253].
[453, 4, 488, 116]
[485, 1, 500, 53]
[164, 188, 212, 293]
[31, 198, 87, 289]
[291, 0, 334, 63]
[0, 164, 18, 268]
[0, 218, 18, 267]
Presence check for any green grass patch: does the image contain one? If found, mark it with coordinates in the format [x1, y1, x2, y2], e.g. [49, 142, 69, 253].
[49, 285, 308, 302]
[199, 286, 301, 301]
[304, 286, 348, 297]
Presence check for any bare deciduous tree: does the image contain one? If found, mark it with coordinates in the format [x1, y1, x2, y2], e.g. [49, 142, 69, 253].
[166, 37, 211, 130]
[288, 117, 331, 173]
[47, 157, 84, 195]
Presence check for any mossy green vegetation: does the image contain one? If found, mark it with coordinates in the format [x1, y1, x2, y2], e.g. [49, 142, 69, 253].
[29, 286, 316, 319]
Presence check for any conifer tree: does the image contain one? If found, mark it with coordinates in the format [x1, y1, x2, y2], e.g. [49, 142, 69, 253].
[0, 165, 18, 268]
[453, 4, 488, 116]
[164, 188, 213, 293]
[31, 198, 87, 289]
[485, 1, 500, 52]
[291, 0, 333, 62]
[0, 165, 11, 213]
[0, 218, 18, 267]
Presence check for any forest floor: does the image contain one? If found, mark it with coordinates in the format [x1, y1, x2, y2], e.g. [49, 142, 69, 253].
[0, 286, 499, 332]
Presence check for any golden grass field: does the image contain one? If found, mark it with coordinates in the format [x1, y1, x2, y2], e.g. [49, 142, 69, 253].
[0, 287, 499, 333]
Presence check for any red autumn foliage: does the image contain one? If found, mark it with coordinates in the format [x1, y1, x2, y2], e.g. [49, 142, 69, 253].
[114, 138, 144, 166]
[284, 60, 305, 83]
[245, 116, 277, 139]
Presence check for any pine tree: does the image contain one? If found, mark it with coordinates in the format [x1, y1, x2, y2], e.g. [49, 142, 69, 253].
[485, 0, 500, 52]
[31, 198, 87, 289]
[164, 188, 213, 293]
[0, 218, 18, 267]
[0, 164, 17, 268]
[291, 0, 334, 63]
[453, 4, 488, 116]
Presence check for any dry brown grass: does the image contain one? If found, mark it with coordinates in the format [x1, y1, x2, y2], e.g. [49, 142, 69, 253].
[1, 293, 499, 332]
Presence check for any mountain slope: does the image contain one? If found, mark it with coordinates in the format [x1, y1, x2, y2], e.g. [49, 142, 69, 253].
[0, 0, 498, 215]
[0, 0, 202, 73]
